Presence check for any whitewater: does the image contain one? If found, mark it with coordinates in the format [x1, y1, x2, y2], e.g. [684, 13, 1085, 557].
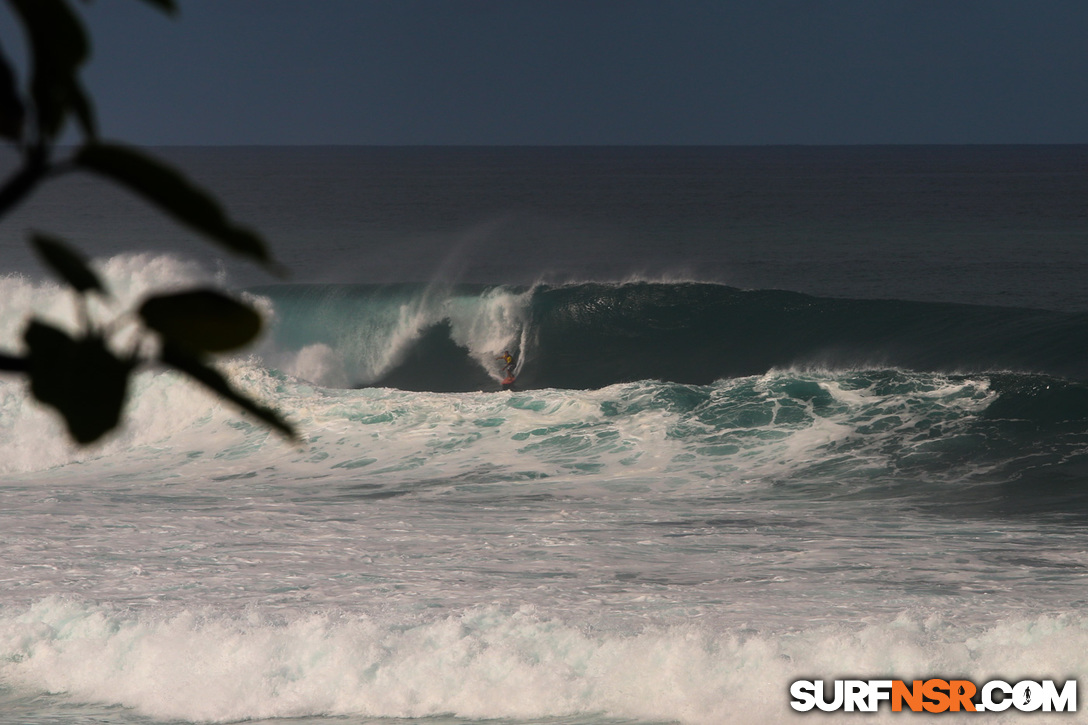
[1, 146, 1088, 724]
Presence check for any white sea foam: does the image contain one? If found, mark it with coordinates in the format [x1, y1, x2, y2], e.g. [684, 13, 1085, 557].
[0, 336, 1001, 493]
[279, 342, 351, 389]
[1, 598, 1085, 724]
[0, 253, 281, 473]
[249, 283, 532, 388]
[0, 254, 220, 350]
[2, 255, 1080, 725]
[446, 285, 532, 378]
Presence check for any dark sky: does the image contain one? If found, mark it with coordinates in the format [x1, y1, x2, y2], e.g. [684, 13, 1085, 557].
[16, 0, 1088, 145]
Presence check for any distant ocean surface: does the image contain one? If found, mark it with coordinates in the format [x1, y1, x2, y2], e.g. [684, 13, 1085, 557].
[1, 146, 1087, 724]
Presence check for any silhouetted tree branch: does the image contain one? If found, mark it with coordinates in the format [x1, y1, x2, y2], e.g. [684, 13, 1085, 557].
[0, 0, 297, 443]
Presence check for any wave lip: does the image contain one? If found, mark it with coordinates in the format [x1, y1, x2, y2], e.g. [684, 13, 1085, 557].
[252, 282, 1088, 392]
[250, 282, 530, 389]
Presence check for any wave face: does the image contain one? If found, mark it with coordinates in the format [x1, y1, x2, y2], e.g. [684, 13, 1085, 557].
[252, 283, 531, 390]
[253, 281, 1088, 391]
[4, 261, 1088, 725]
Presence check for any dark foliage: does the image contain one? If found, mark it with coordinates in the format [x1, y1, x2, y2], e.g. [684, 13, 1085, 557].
[0, 0, 296, 443]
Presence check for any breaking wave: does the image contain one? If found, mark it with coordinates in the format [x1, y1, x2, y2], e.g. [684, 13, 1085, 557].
[250, 281, 1088, 391]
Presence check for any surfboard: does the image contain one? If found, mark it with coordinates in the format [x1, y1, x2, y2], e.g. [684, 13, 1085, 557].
[501, 375, 516, 390]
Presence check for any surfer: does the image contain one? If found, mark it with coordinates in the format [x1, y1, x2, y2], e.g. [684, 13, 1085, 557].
[498, 350, 516, 377]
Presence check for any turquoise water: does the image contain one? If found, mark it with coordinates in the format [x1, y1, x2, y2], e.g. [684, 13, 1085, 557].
[1, 147, 1088, 723]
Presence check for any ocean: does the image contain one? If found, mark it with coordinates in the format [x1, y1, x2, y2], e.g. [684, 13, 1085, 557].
[0, 145, 1087, 723]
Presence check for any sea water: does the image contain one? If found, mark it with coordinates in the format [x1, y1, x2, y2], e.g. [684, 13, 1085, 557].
[0, 146, 1087, 723]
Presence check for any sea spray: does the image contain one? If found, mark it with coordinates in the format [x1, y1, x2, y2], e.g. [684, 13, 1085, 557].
[249, 282, 1088, 391]
[3, 598, 1088, 724]
[4, 253, 1088, 725]
[249, 283, 532, 388]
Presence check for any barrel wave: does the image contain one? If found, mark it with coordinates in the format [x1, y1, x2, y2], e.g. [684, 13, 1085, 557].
[4, 266, 1088, 724]
[253, 281, 1088, 390]
[241, 280, 1088, 516]
[6, 145, 1088, 725]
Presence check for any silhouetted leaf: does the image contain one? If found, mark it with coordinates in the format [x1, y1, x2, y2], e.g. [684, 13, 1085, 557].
[75, 0, 177, 14]
[134, 0, 178, 14]
[0, 47, 24, 141]
[24, 321, 133, 443]
[0, 353, 26, 372]
[0, 145, 46, 217]
[30, 232, 106, 295]
[160, 344, 296, 440]
[74, 143, 274, 267]
[139, 288, 261, 353]
[8, 0, 93, 139]
[73, 0, 177, 17]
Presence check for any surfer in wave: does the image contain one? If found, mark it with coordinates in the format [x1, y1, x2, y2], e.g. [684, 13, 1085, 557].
[498, 350, 517, 389]
[498, 350, 516, 375]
